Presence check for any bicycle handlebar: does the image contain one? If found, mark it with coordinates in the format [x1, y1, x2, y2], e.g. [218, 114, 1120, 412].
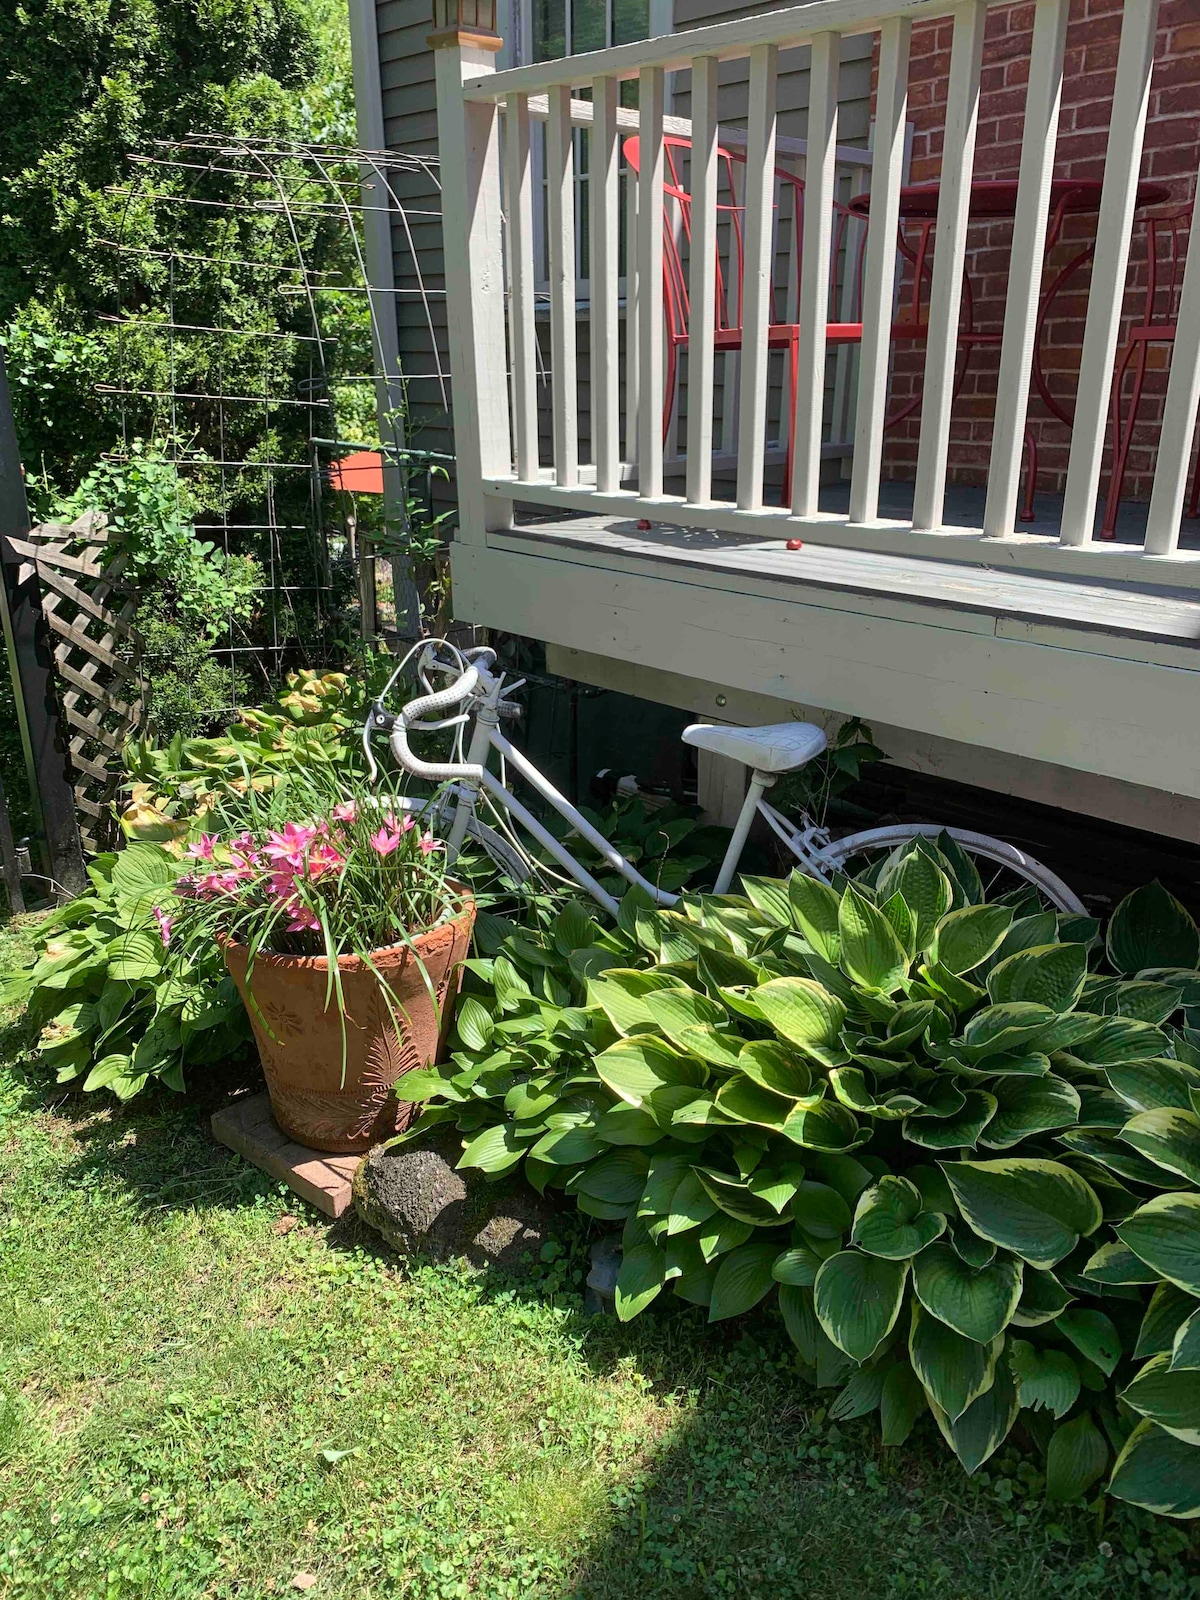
[388, 664, 486, 782]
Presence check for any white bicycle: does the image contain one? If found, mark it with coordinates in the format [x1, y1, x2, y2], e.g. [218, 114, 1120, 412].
[363, 637, 1085, 918]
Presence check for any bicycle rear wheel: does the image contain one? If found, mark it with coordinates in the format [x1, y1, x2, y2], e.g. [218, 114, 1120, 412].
[819, 823, 1085, 915]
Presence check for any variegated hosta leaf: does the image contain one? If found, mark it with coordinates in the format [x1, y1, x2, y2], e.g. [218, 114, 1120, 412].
[909, 1303, 1001, 1421]
[1046, 1411, 1110, 1504]
[787, 872, 842, 963]
[904, 1089, 996, 1151]
[912, 1240, 1023, 1344]
[1082, 1239, 1161, 1288]
[1134, 1284, 1195, 1360]
[1011, 1267, 1075, 1327]
[736, 1039, 814, 1098]
[838, 886, 909, 994]
[587, 968, 689, 1035]
[1109, 1420, 1200, 1519]
[1121, 1354, 1200, 1446]
[928, 1356, 1020, 1475]
[642, 986, 742, 1068]
[1172, 1308, 1200, 1371]
[814, 1250, 908, 1363]
[852, 1175, 946, 1260]
[978, 1075, 1080, 1150]
[941, 1159, 1103, 1270]
[753, 976, 848, 1064]
[1107, 1059, 1200, 1115]
[1117, 1193, 1200, 1296]
[1106, 881, 1200, 978]
[986, 943, 1088, 1012]
[877, 848, 953, 953]
[780, 1099, 866, 1154]
[931, 906, 1014, 977]
[956, 1002, 1059, 1062]
[1119, 1107, 1200, 1186]
[694, 1167, 793, 1228]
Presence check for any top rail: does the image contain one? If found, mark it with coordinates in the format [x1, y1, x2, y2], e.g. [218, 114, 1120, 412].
[463, 0, 994, 99]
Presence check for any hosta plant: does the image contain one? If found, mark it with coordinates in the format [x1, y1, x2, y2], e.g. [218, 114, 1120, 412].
[398, 846, 1200, 1518]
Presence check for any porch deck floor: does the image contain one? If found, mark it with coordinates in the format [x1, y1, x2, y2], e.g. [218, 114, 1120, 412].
[504, 485, 1200, 651]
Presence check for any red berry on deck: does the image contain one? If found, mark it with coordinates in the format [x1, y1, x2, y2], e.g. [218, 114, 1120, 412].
[636, 519, 652, 531]
[786, 537, 804, 550]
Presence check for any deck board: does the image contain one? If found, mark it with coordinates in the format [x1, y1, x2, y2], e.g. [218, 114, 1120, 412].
[495, 515, 1200, 649]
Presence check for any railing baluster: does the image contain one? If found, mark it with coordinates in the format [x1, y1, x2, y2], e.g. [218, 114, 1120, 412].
[591, 76, 621, 494]
[1145, 159, 1200, 557]
[736, 42, 780, 512]
[1059, 0, 1161, 547]
[505, 92, 538, 481]
[911, 0, 986, 531]
[638, 65, 666, 498]
[792, 31, 840, 517]
[686, 55, 720, 507]
[849, 16, 911, 525]
[547, 84, 578, 487]
[982, 0, 1069, 538]
[625, 159, 639, 470]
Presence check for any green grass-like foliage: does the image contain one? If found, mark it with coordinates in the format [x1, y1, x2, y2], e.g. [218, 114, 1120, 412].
[401, 843, 1200, 1519]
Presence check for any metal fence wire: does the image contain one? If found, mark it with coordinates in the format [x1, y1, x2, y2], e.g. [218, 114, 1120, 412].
[98, 133, 450, 729]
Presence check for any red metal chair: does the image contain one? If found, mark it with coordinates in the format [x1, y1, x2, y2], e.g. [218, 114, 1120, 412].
[1100, 203, 1200, 540]
[622, 134, 865, 502]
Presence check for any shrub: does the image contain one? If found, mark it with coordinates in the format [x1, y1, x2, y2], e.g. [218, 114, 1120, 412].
[399, 845, 1200, 1518]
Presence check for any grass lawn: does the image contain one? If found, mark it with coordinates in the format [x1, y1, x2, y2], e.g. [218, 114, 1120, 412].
[0, 916, 1196, 1600]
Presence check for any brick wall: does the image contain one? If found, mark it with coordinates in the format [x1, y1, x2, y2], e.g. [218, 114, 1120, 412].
[873, 0, 1200, 509]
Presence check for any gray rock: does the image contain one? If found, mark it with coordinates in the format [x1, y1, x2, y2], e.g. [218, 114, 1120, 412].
[585, 1233, 622, 1316]
[353, 1125, 561, 1272]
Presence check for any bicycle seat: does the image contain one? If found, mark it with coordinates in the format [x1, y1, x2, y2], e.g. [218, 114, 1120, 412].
[681, 721, 828, 773]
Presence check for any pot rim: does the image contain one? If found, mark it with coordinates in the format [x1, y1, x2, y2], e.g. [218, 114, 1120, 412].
[218, 884, 475, 974]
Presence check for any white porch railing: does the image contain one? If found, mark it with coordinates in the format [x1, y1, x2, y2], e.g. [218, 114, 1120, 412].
[433, 0, 1200, 588]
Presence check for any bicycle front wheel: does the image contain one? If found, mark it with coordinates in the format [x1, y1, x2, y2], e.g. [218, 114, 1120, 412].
[819, 823, 1085, 915]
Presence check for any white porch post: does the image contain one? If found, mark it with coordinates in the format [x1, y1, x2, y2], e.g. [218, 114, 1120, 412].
[432, 17, 514, 547]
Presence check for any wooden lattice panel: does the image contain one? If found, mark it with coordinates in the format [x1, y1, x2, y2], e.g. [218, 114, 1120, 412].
[8, 515, 146, 853]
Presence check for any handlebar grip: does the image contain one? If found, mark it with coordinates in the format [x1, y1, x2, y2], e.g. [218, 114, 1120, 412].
[388, 664, 485, 782]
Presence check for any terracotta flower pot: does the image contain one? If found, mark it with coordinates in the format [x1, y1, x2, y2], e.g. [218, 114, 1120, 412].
[221, 894, 475, 1153]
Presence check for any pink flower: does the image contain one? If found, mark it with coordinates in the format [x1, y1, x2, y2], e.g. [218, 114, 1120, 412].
[174, 874, 198, 899]
[369, 825, 401, 857]
[304, 841, 345, 880]
[419, 831, 442, 857]
[400, 814, 416, 834]
[332, 801, 358, 824]
[229, 831, 262, 867]
[186, 833, 219, 861]
[153, 906, 173, 947]
[263, 822, 318, 869]
[286, 906, 321, 933]
[194, 869, 248, 898]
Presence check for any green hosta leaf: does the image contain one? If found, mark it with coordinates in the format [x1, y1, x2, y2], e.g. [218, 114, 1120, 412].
[778, 1283, 820, 1362]
[933, 906, 1014, 976]
[638, 1153, 694, 1218]
[1120, 1108, 1200, 1184]
[1107, 882, 1200, 977]
[594, 1037, 707, 1106]
[909, 1303, 1000, 1420]
[1071, 1019, 1170, 1067]
[737, 1040, 814, 1098]
[781, 1099, 866, 1154]
[1046, 1412, 1110, 1503]
[747, 1167, 802, 1216]
[1009, 1341, 1080, 1417]
[880, 892, 915, 960]
[457, 1123, 528, 1176]
[714, 1076, 796, 1131]
[568, 1150, 650, 1206]
[739, 875, 793, 926]
[695, 1168, 791, 1228]
[788, 872, 841, 962]
[697, 1214, 754, 1262]
[986, 943, 1087, 1011]
[643, 987, 742, 1068]
[1117, 1193, 1200, 1295]
[595, 1105, 662, 1146]
[1058, 1129, 1179, 1189]
[959, 1002, 1058, 1061]
[665, 1169, 719, 1235]
[1104, 981, 1186, 1024]
[1171, 1309, 1200, 1371]
[880, 1362, 928, 1446]
[83, 1053, 133, 1092]
[106, 931, 164, 983]
[587, 969, 687, 1035]
[111, 842, 177, 903]
[912, 1240, 1023, 1344]
[792, 1181, 852, 1240]
[904, 1090, 996, 1151]
[941, 1159, 1102, 1269]
[991, 912, 1058, 967]
[814, 1251, 908, 1362]
[978, 1076, 1080, 1150]
[1122, 1354, 1200, 1445]
[1107, 1060, 1200, 1114]
[772, 1246, 822, 1287]
[1055, 1308, 1122, 1377]
[1137, 1284, 1196, 1360]
[1083, 1239, 1163, 1287]
[708, 1241, 780, 1322]
[878, 848, 953, 952]
[1012, 1267, 1075, 1327]
[1109, 1420, 1200, 1519]
[949, 1219, 997, 1269]
[829, 1366, 887, 1422]
[838, 887, 909, 994]
[754, 977, 847, 1060]
[455, 997, 494, 1052]
[615, 1242, 667, 1321]
[806, 1152, 877, 1206]
[852, 1175, 946, 1260]
[930, 1356, 1019, 1475]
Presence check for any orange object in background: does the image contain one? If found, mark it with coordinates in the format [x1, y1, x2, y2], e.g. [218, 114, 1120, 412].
[328, 450, 385, 495]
